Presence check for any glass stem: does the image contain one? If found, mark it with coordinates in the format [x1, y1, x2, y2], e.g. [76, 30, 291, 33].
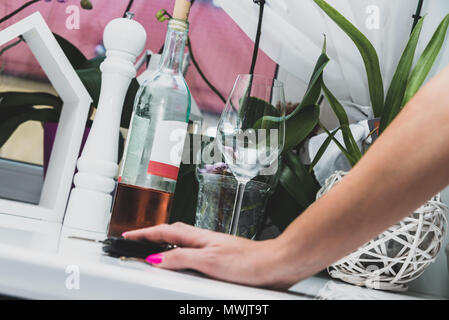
[229, 181, 247, 236]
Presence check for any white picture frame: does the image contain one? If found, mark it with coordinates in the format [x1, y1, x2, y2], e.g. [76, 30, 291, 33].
[0, 12, 92, 222]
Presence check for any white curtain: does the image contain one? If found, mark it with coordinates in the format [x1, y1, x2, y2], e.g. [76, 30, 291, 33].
[219, 0, 449, 128]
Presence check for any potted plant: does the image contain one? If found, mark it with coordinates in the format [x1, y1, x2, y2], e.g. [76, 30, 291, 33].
[309, 0, 449, 291]
[170, 40, 330, 234]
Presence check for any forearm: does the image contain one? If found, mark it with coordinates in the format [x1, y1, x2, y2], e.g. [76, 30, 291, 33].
[273, 65, 449, 284]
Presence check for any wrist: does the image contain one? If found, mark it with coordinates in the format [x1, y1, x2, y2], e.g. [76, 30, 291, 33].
[256, 235, 306, 290]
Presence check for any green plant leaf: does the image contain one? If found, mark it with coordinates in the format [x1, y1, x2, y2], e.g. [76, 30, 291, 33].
[322, 83, 349, 126]
[279, 163, 312, 208]
[0, 105, 32, 124]
[118, 130, 125, 163]
[254, 103, 320, 153]
[156, 9, 171, 22]
[266, 180, 305, 232]
[318, 121, 357, 166]
[80, 56, 105, 70]
[403, 14, 449, 105]
[0, 92, 61, 133]
[0, 92, 62, 146]
[379, 16, 425, 133]
[283, 151, 320, 204]
[277, 152, 320, 212]
[342, 124, 362, 159]
[76, 68, 101, 108]
[309, 127, 340, 171]
[280, 39, 329, 151]
[54, 33, 87, 70]
[254, 43, 329, 151]
[285, 104, 320, 151]
[0, 92, 62, 110]
[313, 0, 384, 117]
[0, 107, 59, 147]
[253, 103, 321, 153]
[169, 133, 202, 226]
[297, 48, 329, 112]
[292, 45, 330, 117]
[321, 83, 362, 162]
[239, 96, 280, 130]
[169, 163, 198, 226]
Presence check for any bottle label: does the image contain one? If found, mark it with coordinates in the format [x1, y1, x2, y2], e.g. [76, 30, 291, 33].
[147, 120, 188, 180]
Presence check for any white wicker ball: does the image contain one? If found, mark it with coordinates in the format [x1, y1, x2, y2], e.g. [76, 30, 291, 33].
[317, 171, 448, 292]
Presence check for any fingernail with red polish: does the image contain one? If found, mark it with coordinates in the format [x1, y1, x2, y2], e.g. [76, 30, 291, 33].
[146, 253, 163, 264]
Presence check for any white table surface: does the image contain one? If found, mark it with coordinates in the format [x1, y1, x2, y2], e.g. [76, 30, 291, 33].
[0, 213, 441, 300]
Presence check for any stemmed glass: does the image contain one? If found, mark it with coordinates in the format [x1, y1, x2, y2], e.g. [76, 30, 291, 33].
[216, 74, 286, 235]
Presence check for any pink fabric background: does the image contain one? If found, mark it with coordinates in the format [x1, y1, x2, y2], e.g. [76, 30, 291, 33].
[0, 0, 276, 114]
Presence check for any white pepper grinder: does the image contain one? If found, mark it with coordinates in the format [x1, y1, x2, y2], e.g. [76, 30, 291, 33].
[64, 13, 147, 233]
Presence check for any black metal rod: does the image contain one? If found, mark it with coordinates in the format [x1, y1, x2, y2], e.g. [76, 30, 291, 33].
[411, 0, 424, 33]
[273, 63, 280, 80]
[249, 0, 265, 75]
[123, 0, 134, 17]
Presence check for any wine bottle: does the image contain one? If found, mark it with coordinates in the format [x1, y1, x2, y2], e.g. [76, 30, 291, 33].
[108, 0, 192, 237]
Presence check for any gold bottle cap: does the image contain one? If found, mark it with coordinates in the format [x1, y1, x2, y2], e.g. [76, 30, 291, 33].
[173, 0, 191, 21]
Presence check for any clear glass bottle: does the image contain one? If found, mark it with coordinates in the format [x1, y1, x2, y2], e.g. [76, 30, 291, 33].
[108, 18, 191, 237]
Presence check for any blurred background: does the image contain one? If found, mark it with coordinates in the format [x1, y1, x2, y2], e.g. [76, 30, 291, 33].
[0, 0, 277, 165]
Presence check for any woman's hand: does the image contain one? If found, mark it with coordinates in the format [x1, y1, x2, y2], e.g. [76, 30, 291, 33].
[123, 222, 291, 290]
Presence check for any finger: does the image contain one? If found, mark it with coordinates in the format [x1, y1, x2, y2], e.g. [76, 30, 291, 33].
[145, 247, 211, 274]
[123, 222, 208, 248]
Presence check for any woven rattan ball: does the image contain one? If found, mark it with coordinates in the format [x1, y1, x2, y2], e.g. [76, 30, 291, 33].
[317, 171, 448, 292]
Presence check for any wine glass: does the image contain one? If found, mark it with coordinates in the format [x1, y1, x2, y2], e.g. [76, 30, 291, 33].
[216, 74, 286, 235]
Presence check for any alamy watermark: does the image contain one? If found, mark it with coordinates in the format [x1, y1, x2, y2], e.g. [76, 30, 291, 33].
[165, 122, 282, 176]
[65, 264, 80, 290]
[365, 5, 380, 30]
[65, 5, 80, 30]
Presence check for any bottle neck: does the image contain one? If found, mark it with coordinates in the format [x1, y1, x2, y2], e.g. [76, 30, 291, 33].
[159, 19, 189, 74]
